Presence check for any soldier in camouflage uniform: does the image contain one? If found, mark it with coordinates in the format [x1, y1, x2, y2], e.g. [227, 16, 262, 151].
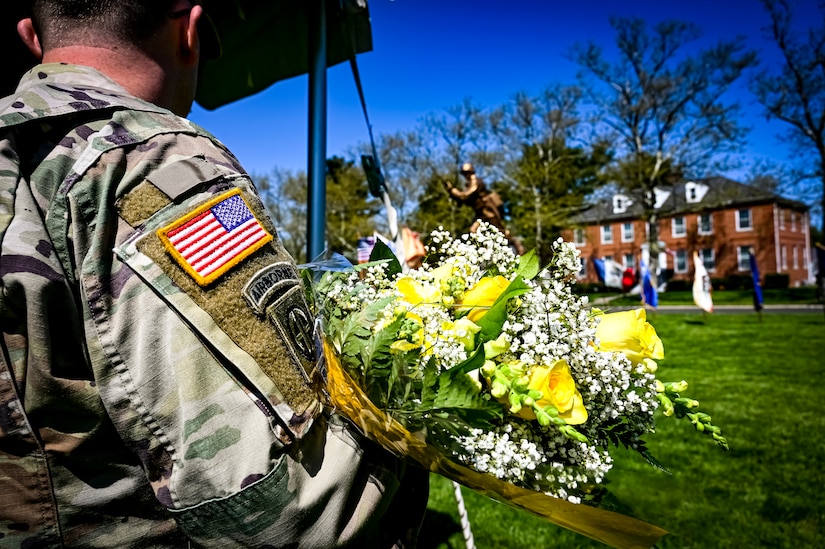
[0, 1, 426, 547]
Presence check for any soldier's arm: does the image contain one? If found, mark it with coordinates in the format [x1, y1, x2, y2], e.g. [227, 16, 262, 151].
[71, 129, 423, 547]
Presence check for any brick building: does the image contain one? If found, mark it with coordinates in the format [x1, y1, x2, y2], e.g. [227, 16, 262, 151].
[564, 177, 813, 288]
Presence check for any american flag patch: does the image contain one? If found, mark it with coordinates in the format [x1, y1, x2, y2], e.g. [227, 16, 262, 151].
[157, 189, 273, 286]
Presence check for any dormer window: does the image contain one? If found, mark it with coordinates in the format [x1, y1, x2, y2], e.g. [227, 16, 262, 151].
[612, 194, 631, 214]
[684, 181, 708, 204]
[652, 188, 671, 209]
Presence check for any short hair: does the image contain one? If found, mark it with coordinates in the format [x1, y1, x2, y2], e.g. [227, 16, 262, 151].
[31, 0, 175, 51]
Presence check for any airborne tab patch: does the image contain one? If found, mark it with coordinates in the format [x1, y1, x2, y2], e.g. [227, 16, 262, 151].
[157, 188, 273, 286]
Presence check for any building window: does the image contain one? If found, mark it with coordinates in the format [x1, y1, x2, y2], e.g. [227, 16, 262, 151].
[623, 253, 635, 270]
[700, 248, 715, 272]
[675, 249, 688, 273]
[779, 209, 785, 229]
[574, 228, 585, 246]
[698, 213, 713, 235]
[737, 208, 752, 231]
[603, 254, 613, 262]
[737, 246, 752, 271]
[791, 212, 797, 232]
[622, 222, 634, 242]
[672, 216, 686, 237]
[601, 224, 613, 244]
[793, 246, 799, 269]
[781, 245, 787, 270]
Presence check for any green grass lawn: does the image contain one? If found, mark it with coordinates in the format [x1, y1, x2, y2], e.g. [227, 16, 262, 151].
[417, 313, 825, 548]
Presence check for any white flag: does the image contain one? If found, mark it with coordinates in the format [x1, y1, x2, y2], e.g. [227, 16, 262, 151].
[692, 251, 713, 313]
[603, 258, 624, 289]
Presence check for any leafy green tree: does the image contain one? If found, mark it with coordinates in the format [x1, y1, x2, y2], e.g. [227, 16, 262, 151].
[253, 168, 308, 261]
[483, 85, 611, 260]
[325, 156, 382, 262]
[505, 140, 611, 263]
[572, 16, 757, 285]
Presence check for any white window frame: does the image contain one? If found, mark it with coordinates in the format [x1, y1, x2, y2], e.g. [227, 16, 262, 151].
[601, 224, 613, 244]
[779, 209, 785, 229]
[621, 222, 634, 242]
[674, 249, 688, 274]
[781, 245, 787, 270]
[791, 212, 797, 232]
[574, 227, 586, 246]
[698, 213, 713, 235]
[623, 253, 635, 270]
[793, 246, 799, 269]
[700, 248, 716, 272]
[671, 216, 686, 237]
[736, 208, 753, 231]
[736, 246, 751, 272]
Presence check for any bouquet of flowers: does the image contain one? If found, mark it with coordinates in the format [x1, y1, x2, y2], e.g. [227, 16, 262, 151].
[305, 223, 727, 548]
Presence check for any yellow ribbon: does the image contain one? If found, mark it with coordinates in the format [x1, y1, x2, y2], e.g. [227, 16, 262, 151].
[324, 343, 667, 549]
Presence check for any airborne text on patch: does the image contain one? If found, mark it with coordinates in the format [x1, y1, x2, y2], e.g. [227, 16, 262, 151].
[243, 262, 299, 314]
[243, 263, 316, 381]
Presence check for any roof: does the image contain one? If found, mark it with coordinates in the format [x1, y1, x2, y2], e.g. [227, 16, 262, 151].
[572, 176, 809, 225]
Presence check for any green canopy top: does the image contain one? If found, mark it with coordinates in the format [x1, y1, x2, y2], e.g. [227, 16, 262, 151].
[196, 0, 373, 110]
[1, 1, 373, 108]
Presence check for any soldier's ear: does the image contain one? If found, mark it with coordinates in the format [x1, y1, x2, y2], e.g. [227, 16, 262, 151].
[179, 5, 204, 65]
[17, 18, 42, 60]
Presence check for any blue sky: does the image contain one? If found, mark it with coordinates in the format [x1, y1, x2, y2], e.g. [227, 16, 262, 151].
[189, 0, 820, 180]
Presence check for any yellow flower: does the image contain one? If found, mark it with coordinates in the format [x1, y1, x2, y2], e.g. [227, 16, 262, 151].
[594, 309, 664, 364]
[518, 359, 588, 425]
[441, 317, 481, 351]
[458, 275, 509, 321]
[395, 264, 459, 307]
[395, 277, 440, 306]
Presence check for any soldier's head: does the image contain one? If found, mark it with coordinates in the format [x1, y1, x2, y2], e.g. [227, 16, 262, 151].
[26, 0, 171, 52]
[460, 163, 475, 179]
[16, 0, 219, 115]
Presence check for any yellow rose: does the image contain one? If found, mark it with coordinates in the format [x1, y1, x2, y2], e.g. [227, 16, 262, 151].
[518, 359, 587, 425]
[395, 277, 440, 306]
[594, 309, 664, 363]
[458, 275, 509, 321]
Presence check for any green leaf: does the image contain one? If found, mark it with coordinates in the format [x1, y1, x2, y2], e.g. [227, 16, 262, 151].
[433, 370, 503, 424]
[516, 248, 540, 280]
[441, 345, 486, 375]
[420, 357, 439, 409]
[476, 276, 532, 343]
[368, 238, 402, 278]
[640, 449, 672, 475]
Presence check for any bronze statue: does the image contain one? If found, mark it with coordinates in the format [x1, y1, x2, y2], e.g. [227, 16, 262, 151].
[443, 163, 525, 254]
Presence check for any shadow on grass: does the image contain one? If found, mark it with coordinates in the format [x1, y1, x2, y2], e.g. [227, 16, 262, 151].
[416, 509, 462, 549]
[683, 319, 707, 325]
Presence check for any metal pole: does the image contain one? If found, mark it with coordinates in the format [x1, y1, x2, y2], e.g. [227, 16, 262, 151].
[307, 0, 327, 261]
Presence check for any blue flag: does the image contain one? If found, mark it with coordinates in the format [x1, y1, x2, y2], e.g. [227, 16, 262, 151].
[593, 257, 605, 283]
[749, 251, 763, 311]
[640, 251, 658, 308]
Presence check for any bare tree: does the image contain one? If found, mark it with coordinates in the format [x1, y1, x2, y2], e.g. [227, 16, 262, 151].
[751, 0, 825, 235]
[572, 16, 757, 285]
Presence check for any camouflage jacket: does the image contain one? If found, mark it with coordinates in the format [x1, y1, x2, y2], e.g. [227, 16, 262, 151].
[0, 64, 424, 548]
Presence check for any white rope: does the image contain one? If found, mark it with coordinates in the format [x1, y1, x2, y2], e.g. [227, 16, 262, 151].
[452, 481, 476, 549]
